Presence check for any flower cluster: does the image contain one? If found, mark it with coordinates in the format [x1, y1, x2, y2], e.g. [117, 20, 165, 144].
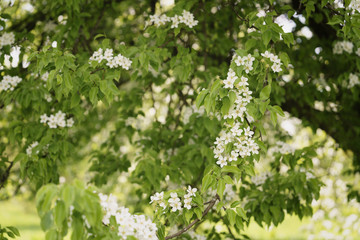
[168, 192, 182, 212]
[356, 48, 360, 57]
[40, 111, 74, 128]
[149, 192, 166, 209]
[300, 168, 315, 180]
[0, 32, 15, 48]
[99, 193, 158, 240]
[213, 61, 259, 168]
[251, 172, 272, 185]
[222, 69, 252, 120]
[26, 141, 39, 156]
[89, 48, 132, 70]
[183, 186, 197, 210]
[261, 51, 283, 73]
[44, 94, 52, 102]
[269, 141, 295, 155]
[150, 186, 197, 212]
[0, 75, 22, 91]
[349, 73, 360, 88]
[333, 41, 354, 54]
[350, 0, 360, 12]
[214, 126, 259, 168]
[146, 10, 198, 28]
[41, 72, 49, 82]
[234, 54, 255, 74]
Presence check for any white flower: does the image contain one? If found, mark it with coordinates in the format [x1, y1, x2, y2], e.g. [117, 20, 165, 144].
[0, 75, 22, 92]
[179, 10, 198, 28]
[349, 73, 360, 88]
[244, 63, 253, 73]
[234, 56, 246, 66]
[342, 41, 354, 53]
[40, 114, 48, 123]
[333, 40, 354, 54]
[356, 48, 360, 57]
[187, 186, 197, 197]
[216, 157, 228, 168]
[26, 141, 39, 156]
[66, 118, 74, 127]
[104, 48, 113, 61]
[271, 63, 282, 73]
[41, 72, 49, 82]
[41, 111, 74, 128]
[244, 54, 255, 63]
[171, 15, 180, 28]
[170, 201, 182, 212]
[0, 32, 15, 49]
[261, 50, 272, 58]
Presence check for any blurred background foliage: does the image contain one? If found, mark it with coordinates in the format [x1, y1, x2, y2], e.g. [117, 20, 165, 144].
[1, 0, 360, 239]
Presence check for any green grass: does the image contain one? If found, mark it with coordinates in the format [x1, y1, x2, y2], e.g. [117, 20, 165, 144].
[0, 198, 43, 240]
[0, 199, 308, 240]
[244, 215, 308, 239]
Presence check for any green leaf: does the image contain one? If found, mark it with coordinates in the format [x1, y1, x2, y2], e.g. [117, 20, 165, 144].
[89, 87, 98, 105]
[194, 208, 202, 220]
[195, 90, 209, 109]
[226, 209, 236, 226]
[279, 52, 290, 67]
[260, 85, 271, 100]
[6, 227, 20, 237]
[70, 94, 80, 108]
[245, 39, 257, 51]
[184, 210, 193, 223]
[236, 207, 248, 220]
[217, 179, 226, 201]
[36, 184, 58, 217]
[223, 175, 234, 185]
[230, 201, 241, 208]
[201, 174, 215, 193]
[221, 97, 231, 116]
[262, 30, 272, 46]
[94, 33, 105, 40]
[271, 105, 285, 117]
[107, 80, 120, 95]
[221, 166, 241, 174]
[282, 33, 294, 48]
[210, 79, 221, 95]
[259, 99, 270, 115]
[60, 185, 75, 208]
[328, 16, 343, 25]
[228, 91, 236, 106]
[243, 165, 255, 176]
[305, 1, 315, 18]
[54, 200, 66, 229]
[270, 110, 277, 126]
[13, 153, 27, 164]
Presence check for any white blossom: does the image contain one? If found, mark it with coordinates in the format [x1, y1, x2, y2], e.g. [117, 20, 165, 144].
[90, 48, 132, 70]
[26, 141, 39, 156]
[40, 111, 74, 128]
[0, 32, 15, 48]
[147, 9, 198, 29]
[99, 193, 158, 239]
[0, 75, 22, 91]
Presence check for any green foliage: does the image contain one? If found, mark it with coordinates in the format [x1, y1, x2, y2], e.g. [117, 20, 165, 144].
[0, 0, 359, 239]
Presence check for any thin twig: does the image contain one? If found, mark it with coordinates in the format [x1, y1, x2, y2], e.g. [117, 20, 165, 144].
[164, 194, 220, 239]
[0, 161, 14, 190]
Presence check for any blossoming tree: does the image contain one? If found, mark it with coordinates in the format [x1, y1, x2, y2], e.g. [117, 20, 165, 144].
[0, 0, 359, 239]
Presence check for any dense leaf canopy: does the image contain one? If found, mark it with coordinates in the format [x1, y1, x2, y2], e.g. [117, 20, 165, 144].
[0, 0, 359, 239]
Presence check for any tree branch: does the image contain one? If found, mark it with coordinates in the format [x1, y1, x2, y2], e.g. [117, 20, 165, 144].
[0, 161, 14, 190]
[164, 194, 220, 240]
